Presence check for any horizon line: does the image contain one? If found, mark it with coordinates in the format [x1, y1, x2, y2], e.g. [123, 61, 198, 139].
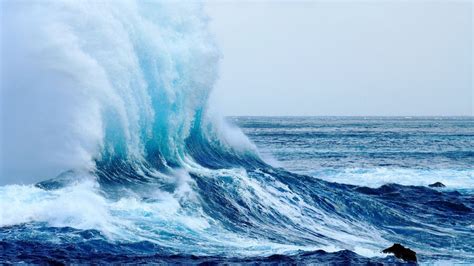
[225, 115, 474, 118]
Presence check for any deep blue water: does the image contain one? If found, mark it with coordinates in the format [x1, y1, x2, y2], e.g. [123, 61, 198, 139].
[235, 116, 474, 190]
[1, 117, 473, 265]
[3, 2, 473, 264]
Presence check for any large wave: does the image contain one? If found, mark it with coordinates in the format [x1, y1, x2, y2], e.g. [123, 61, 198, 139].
[1, 1, 473, 263]
[1, 0, 259, 186]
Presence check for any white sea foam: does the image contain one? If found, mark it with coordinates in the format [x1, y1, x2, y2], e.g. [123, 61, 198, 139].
[0, 174, 355, 256]
[0, 0, 223, 185]
[306, 168, 474, 190]
[1, 1, 471, 262]
[0, 179, 112, 232]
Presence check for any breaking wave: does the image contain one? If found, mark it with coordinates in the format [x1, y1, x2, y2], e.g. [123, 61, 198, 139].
[1, 1, 473, 264]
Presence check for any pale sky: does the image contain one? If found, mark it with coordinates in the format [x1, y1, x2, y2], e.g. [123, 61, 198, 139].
[206, 1, 473, 116]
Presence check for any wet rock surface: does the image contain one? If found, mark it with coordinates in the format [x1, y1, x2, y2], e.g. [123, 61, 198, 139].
[383, 243, 417, 262]
[429, 182, 446, 188]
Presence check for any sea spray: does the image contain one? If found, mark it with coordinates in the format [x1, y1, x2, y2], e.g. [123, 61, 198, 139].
[0, 1, 473, 263]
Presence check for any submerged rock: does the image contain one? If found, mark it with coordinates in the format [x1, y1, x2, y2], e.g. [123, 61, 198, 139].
[428, 182, 446, 188]
[382, 244, 417, 262]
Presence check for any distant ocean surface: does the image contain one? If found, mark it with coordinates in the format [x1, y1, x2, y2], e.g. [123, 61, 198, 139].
[234, 116, 474, 192]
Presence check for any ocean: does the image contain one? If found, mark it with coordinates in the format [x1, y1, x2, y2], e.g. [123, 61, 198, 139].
[235, 116, 474, 191]
[1, 1, 473, 264]
[1, 117, 473, 264]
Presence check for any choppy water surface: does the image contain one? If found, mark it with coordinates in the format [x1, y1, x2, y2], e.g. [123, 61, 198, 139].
[2, 116, 473, 264]
[1, 0, 473, 263]
[235, 116, 474, 191]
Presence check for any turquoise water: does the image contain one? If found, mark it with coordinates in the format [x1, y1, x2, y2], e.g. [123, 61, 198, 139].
[2, 117, 473, 264]
[1, 0, 472, 263]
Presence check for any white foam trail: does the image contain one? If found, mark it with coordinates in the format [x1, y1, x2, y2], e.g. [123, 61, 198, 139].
[0, 173, 348, 256]
[305, 168, 474, 190]
[0, 178, 112, 231]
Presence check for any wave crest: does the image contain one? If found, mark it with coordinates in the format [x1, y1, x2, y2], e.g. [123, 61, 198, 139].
[1, 0, 259, 185]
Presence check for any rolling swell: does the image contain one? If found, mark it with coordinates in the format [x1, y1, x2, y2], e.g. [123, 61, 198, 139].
[1, 1, 473, 264]
[4, 166, 474, 263]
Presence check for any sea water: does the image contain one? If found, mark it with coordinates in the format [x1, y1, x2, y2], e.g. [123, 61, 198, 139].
[1, 1, 473, 264]
[235, 116, 474, 191]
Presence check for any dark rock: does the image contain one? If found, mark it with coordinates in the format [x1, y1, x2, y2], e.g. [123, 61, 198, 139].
[428, 182, 445, 188]
[382, 243, 417, 262]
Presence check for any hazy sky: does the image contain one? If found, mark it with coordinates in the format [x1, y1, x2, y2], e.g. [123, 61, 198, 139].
[206, 1, 473, 116]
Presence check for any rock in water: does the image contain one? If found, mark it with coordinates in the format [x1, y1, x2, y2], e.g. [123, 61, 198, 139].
[428, 182, 446, 188]
[382, 244, 417, 262]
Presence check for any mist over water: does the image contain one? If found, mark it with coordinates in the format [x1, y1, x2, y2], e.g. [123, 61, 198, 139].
[1, 1, 473, 264]
[1, 1, 227, 185]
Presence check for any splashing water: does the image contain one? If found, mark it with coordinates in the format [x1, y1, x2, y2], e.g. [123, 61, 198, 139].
[1, 1, 473, 264]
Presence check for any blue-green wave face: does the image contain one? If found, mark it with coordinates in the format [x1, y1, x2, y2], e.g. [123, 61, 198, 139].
[1, 1, 473, 264]
[1, 0, 260, 185]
